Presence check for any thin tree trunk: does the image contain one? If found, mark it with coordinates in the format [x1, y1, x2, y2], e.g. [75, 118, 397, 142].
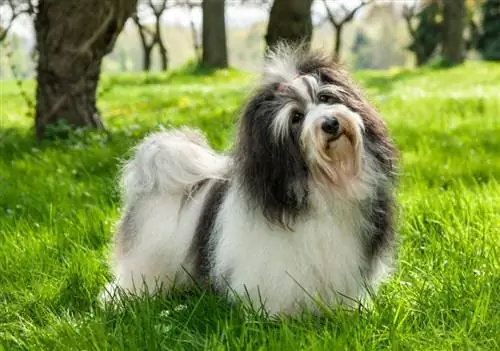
[334, 25, 342, 59]
[442, 0, 465, 65]
[416, 50, 426, 66]
[159, 44, 168, 71]
[202, 0, 228, 68]
[133, 15, 153, 72]
[143, 45, 152, 71]
[154, 14, 168, 71]
[265, 0, 314, 51]
[34, 0, 136, 140]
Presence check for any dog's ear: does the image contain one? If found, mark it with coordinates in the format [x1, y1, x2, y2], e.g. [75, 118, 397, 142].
[234, 88, 309, 229]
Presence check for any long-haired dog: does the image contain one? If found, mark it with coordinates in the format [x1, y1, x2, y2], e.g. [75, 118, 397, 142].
[101, 45, 398, 316]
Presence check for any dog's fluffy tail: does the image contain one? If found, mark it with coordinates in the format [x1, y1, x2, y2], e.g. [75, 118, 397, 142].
[120, 128, 228, 204]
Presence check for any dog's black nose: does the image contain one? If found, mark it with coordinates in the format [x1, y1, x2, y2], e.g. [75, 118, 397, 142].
[321, 117, 340, 135]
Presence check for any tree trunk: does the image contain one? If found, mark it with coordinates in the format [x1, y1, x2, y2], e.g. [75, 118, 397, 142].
[34, 0, 137, 140]
[416, 49, 427, 66]
[133, 16, 153, 73]
[155, 15, 168, 71]
[143, 45, 152, 71]
[202, 0, 228, 68]
[159, 44, 168, 71]
[334, 25, 342, 60]
[265, 0, 313, 51]
[477, 0, 500, 61]
[442, 0, 465, 65]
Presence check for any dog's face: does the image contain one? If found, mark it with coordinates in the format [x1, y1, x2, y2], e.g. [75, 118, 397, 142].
[235, 45, 394, 228]
[271, 73, 364, 190]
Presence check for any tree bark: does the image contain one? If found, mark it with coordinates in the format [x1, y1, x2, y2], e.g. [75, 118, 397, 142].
[442, 0, 465, 65]
[34, 0, 137, 140]
[202, 0, 228, 68]
[265, 0, 314, 51]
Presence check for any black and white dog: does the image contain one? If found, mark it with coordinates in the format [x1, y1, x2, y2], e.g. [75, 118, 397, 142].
[101, 44, 399, 316]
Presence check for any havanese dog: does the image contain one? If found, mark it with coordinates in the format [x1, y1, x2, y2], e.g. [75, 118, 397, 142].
[100, 44, 399, 316]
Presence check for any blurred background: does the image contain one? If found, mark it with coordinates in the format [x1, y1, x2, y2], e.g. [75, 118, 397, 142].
[1, 0, 498, 77]
[0, 0, 499, 140]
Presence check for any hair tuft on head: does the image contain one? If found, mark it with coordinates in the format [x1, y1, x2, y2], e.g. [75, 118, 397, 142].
[261, 42, 303, 86]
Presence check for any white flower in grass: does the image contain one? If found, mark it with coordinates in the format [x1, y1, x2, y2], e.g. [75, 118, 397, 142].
[159, 310, 170, 318]
[174, 304, 187, 312]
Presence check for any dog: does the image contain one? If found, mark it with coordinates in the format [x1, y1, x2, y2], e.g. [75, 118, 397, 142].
[100, 44, 399, 316]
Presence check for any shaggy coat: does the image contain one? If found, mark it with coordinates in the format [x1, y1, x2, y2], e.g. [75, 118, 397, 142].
[101, 45, 399, 316]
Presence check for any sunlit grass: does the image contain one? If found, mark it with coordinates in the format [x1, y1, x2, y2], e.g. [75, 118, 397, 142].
[0, 61, 499, 350]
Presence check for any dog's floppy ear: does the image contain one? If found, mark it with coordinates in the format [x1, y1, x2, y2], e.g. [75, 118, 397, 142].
[234, 87, 309, 229]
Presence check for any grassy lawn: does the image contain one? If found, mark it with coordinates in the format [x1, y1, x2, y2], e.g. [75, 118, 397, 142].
[0, 62, 499, 350]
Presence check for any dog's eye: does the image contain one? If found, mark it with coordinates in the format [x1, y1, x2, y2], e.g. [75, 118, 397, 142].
[291, 111, 304, 124]
[318, 94, 340, 105]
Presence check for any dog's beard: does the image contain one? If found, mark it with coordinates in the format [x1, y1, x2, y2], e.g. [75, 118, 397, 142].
[300, 106, 364, 198]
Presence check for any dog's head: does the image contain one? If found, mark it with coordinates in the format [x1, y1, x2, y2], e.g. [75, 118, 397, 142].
[235, 44, 395, 228]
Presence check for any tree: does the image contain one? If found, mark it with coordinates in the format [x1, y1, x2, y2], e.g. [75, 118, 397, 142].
[403, 0, 442, 66]
[132, 0, 170, 72]
[265, 0, 313, 51]
[321, 0, 372, 60]
[34, 0, 137, 140]
[202, 0, 228, 68]
[0, 0, 35, 42]
[477, 0, 500, 61]
[442, 0, 466, 65]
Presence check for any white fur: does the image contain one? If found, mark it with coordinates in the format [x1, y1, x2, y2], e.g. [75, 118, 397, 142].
[101, 129, 228, 302]
[262, 43, 301, 85]
[101, 128, 387, 315]
[120, 128, 228, 203]
[211, 185, 370, 315]
[272, 102, 298, 142]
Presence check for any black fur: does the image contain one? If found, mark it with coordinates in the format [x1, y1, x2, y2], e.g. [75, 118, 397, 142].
[361, 184, 396, 270]
[234, 87, 310, 229]
[361, 138, 397, 269]
[191, 178, 229, 285]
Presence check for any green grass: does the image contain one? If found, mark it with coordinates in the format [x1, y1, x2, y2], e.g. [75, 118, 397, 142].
[1, 61, 499, 350]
